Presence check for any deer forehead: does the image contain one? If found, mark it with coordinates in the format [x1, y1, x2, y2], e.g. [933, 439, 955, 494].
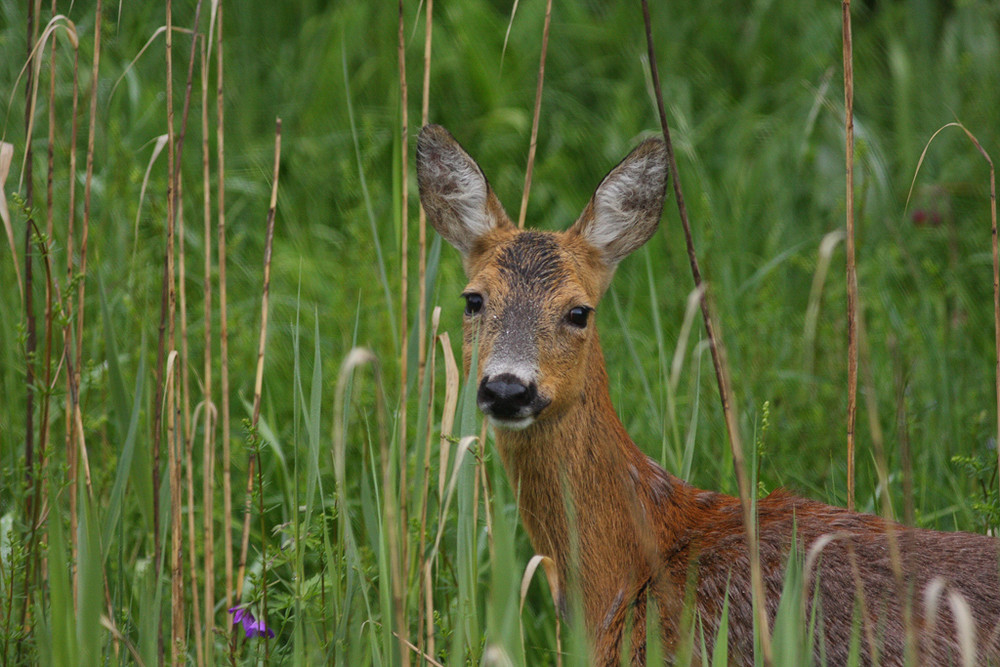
[467, 229, 605, 306]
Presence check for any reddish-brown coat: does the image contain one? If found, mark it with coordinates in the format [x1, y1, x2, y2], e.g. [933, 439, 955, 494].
[416, 124, 1000, 665]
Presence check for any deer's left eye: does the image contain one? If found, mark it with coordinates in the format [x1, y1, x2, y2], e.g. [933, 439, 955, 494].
[463, 292, 484, 316]
[566, 306, 592, 328]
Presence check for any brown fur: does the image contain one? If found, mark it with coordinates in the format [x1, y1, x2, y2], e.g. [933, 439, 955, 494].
[416, 124, 1000, 665]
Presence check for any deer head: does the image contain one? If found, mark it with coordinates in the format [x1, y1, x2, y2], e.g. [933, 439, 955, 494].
[416, 125, 668, 431]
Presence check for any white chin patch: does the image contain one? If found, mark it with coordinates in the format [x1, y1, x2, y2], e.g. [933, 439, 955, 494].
[488, 415, 535, 431]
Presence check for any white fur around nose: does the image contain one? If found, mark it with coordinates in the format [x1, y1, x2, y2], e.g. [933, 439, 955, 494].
[483, 319, 538, 388]
[483, 354, 537, 388]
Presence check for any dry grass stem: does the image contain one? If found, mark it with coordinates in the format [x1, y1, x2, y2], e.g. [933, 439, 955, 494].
[516, 0, 551, 230]
[215, 0, 234, 617]
[417, 307, 440, 656]
[394, 632, 446, 667]
[396, 2, 411, 609]
[78, 0, 102, 428]
[857, 310, 917, 658]
[417, 0, 433, 392]
[162, 2, 186, 660]
[39, 6, 62, 530]
[520, 554, 563, 667]
[199, 36, 216, 661]
[843, 0, 859, 514]
[20, 1, 38, 633]
[236, 118, 282, 636]
[906, 120, 998, 521]
[640, 1, 772, 661]
[64, 16, 81, 590]
[0, 142, 20, 301]
[436, 330, 459, 500]
[803, 231, 846, 373]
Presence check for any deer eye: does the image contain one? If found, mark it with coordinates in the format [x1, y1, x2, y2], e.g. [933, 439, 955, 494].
[566, 306, 592, 328]
[463, 292, 484, 316]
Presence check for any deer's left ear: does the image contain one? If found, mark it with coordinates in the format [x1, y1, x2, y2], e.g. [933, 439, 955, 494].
[568, 137, 668, 268]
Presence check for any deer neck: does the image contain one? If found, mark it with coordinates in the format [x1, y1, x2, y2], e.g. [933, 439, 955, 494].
[491, 331, 677, 622]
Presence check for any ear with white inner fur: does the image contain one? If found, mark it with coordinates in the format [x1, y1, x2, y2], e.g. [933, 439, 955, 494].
[416, 124, 512, 259]
[568, 137, 669, 268]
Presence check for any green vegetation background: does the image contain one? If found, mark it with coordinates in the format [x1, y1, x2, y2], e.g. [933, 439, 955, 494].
[1, 0, 999, 664]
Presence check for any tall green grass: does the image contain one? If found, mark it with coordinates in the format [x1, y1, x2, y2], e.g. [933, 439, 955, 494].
[1, 0, 999, 664]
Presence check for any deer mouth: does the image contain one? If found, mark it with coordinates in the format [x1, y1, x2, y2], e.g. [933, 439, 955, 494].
[477, 373, 551, 429]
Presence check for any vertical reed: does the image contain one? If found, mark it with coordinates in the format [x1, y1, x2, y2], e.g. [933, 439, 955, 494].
[64, 15, 81, 589]
[163, 2, 187, 663]
[235, 118, 281, 667]
[396, 3, 411, 615]
[215, 0, 235, 625]
[199, 36, 217, 665]
[417, 0, 433, 392]
[516, 0, 552, 230]
[640, 1, 771, 662]
[842, 0, 858, 513]
[19, 1, 38, 645]
[395, 3, 412, 660]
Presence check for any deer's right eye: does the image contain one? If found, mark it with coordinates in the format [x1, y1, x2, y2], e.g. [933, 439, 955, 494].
[463, 293, 484, 316]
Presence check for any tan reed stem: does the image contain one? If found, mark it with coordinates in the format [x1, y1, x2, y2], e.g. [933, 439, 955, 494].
[164, 2, 186, 662]
[215, 0, 235, 625]
[640, 1, 772, 662]
[396, 3, 411, 617]
[233, 117, 280, 665]
[417, 0, 433, 401]
[64, 9, 81, 593]
[199, 36, 216, 665]
[842, 0, 858, 513]
[516, 0, 552, 230]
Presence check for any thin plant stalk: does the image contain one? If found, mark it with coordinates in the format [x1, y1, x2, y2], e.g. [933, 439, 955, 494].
[857, 315, 915, 660]
[19, 1, 38, 643]
[396, 1, 411, 615]
[199, 36, 216, 666]
[516, 0, 552, 230]
[640, 1, 772, 662]
[417, 307, 440, 657]
[164, 2, 186, 662]
[186, 405, 205, 667]
[150, 8, 172, 651]
[40, 1, 57, 535]
[23, 0, 37, 522]
[215, 0, 235, 627]
[416, 0, 434, 648]
[416, 0, 432, 397]
[172, 0, 205, 480]
[843, 0, 858, 513]
[167, 8, 208, 660]
[236, 118, 281, 640]
[235, 121, 282, 667]
[63, 9, 81, 593]
[907, 123, 999, 523]
[78, 0, 101, 458]
[178, 179, 205, 667]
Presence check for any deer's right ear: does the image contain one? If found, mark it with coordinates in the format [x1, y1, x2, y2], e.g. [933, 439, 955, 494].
[417, 125, 511, 260]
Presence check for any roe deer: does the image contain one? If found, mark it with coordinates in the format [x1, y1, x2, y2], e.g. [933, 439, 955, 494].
[416, 124, 1000, 666]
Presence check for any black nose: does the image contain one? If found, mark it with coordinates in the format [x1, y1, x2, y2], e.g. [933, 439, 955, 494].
[478, 374, 537, 420]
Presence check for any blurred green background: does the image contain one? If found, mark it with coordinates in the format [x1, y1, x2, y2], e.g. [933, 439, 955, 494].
[2, 0, 999, 663]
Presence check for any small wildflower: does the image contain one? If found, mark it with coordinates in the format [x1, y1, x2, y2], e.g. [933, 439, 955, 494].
[228, 606, 275, 639]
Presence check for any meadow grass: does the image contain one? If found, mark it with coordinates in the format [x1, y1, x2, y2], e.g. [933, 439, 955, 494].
[1, 0, 1000, 664]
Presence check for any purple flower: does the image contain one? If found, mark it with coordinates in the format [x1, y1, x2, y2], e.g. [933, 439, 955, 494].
[228, 606, 275, 639]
